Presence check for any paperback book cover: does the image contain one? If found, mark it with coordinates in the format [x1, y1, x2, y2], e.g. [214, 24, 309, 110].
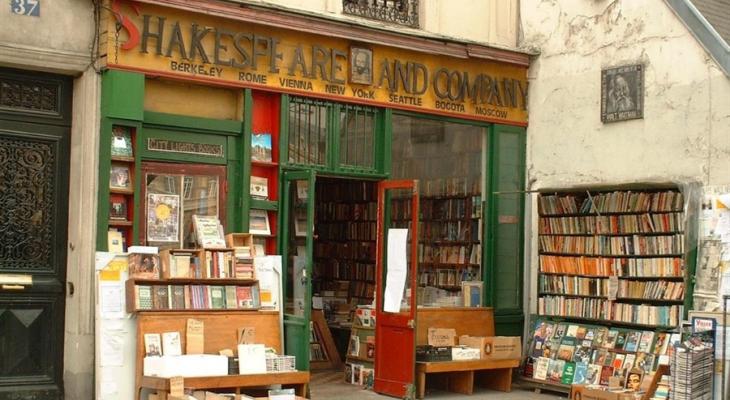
[587, 364, 603, 385]
[547, 359, 565, 383]
[593, 327, 609, 348]
[591, 349, 608, 365]
[635, 352, 655, 373]
[225, 286, 238, 309]
[531, 337, 545, 358]
[623, 331, 641, 352]
[170, 285, 185, 309]
[614, 331, 627, 350]
[603, 351, 616, 367]
[534, 357, 550, 380]
[162, 331, 182, 356]
[623, 353, 636, 370]
[573, 344, 592, 364]
[136, 285, 153, 310]
[653, 332, 669, 355]
[553, 323, 567, 341]
[576, 326, 588, 340]
[557, 337, 576, 362]
[584, 328, 596, 342]
[573, 362, 588, 384]
[210, 286, 225, 309]
[153, 285, 170, 310]
[638, 331, 655, 353]
[561, 362, 576, 385]
[612, 353, 626, 370]
[605, 330, 619, 349]
[599, 366, 614, 386]
[566, 325, 579, 338]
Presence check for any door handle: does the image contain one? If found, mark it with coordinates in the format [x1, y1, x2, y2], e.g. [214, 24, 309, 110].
[1, 284, 26, 290]
[0, 274, 32, 286]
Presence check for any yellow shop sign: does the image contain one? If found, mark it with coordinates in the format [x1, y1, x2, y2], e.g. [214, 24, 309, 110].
[108, 1, 528, 125]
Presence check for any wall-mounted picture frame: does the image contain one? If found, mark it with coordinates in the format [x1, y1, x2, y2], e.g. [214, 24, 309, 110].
[249, 209, 271, 235]
[251, 133, 273, 163]
[109, 194, 128, 220]
[110, 164, 131, 190]
[601, 64, 644, 123]
[349, 46, 373, 85]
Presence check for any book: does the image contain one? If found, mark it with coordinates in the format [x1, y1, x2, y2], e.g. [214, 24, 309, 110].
[599, 366, 614, 385]
[561, 362, 576, 384]
[170, 285, 185, 309]
[592, 349, 608, 365]
[573, 362, 588, 384]
[587, 364, 602, 385]
[193, 215, 226, 248]
[144, 333, 162, 356]
[129, 251, 161, 280]
[576, 326, 587, 340]
[605, 330, 619, 349]
[107, 229, 124, 253]
[572, 343, 592, 364]
[249, 209, 271, 235]
[531, 337, 545, 358]
[566, 325, 579, 338]
[624, 331, 641, 352]
[171, 254, 192, 278]
[250, 176, 269, 199]
[111, 125, 133, 157]
[162, 331, 182, 356]
[251, 132, 273, 162]
[210, 286, 225, 309]
[593, 327, 609, 348]
[653, 332, 669, 355]
[237, 286, 254, 308]
[614, 331, 627, 350]
[109, 194, 128, 220]
[612, 353, 625, 370]
[225, 285, 237, 309]
[557, 337, 576, 361]
[635, 352, 655, 373]
[603, 351, 615, 367]
[153, 285, 170, 309]
[623, 353, 636, 370]
[547, 359, 565, 383]
[136, 285, 153, 310]
[534, 357, 550, 380]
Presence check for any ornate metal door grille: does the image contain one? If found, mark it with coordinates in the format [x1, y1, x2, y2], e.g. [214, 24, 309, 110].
[343, 0, 419, 28]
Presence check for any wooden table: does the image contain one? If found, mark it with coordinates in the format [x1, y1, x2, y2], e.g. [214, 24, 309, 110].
[140, 371, 309, 399]
[415, 359, 519, 399]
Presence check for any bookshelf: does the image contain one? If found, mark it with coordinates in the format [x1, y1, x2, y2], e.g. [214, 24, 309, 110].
[344, 309, 375, 385]
[523, 188, 690, 393]
[313, 178, 377, 322]
[249, 91, 280, 256]
[536, 189, 687, 328]
[391, 189, 483, 301]
[309, 309, 342, 370]
[108, 124, 137, 250]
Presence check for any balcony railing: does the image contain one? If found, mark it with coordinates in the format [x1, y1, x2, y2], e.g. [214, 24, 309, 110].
[343, 0, 419, 28]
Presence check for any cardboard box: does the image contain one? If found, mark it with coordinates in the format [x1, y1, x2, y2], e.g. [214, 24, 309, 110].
[482, 336, 522, 360]
[427, 328, 456, 346]
[451, 346, 481, 360]
[569, 385, 636, 400]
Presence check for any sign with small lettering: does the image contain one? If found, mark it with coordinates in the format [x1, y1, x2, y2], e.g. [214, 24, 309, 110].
[147, 138, 224, 158]
[107, 1, 528, 125]
[11, 0, 39, 16]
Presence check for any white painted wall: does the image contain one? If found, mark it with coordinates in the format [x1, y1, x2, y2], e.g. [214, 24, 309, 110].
[0, 2, 99, 399]
[229, 0, 519, 48]
[520, 0, 730, 312]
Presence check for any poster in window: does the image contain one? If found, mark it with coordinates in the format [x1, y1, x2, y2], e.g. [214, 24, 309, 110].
[146, 193, 181, 242]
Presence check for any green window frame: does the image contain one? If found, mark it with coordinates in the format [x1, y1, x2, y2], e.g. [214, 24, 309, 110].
[281, 95, 386, 176]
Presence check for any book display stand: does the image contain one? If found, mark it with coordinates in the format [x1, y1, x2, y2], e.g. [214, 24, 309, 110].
[522, 187, 691, 395]
[309, 310, 342, 370]
[107, 124, 137, 251]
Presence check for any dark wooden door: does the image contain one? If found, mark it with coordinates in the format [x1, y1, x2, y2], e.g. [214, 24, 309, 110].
[0, 68, 72, 400]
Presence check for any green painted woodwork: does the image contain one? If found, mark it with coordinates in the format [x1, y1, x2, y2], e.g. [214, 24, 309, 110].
[494, 314, 525, 336]
[485, 124, 526, 335]
[280, 169, 316, 371]
[101, 70, 144, 121]
[144, 111, 242, 135]
[251, 199, 278, 211]
[139, 127, 229, 165]
[382, 109, 393, 175]
[241, 89, 254, 232]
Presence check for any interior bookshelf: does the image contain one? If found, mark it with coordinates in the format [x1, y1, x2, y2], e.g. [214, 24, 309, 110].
[309, 309, 342, 370]
[535, 188, 688, 329]
[390, 185, 482, 301]
[108, 123, 137, 250]
[125, 278, 260, 313]
[313, 178, 377, 324]
[249, 91, 280, 256]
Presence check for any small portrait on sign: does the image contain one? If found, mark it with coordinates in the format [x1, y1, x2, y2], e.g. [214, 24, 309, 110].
[349, 47, 373, 85]
[601, 64, 644, 123]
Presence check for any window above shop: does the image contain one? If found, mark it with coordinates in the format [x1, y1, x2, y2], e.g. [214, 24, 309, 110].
[342, 0, 419, 28]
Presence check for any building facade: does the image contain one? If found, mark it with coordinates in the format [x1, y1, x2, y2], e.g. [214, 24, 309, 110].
[0, 1, 100, 399]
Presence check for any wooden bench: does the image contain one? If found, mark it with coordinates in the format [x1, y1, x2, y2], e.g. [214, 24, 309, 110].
[140, 372, 309, 399]
[414, 307, 520, 398]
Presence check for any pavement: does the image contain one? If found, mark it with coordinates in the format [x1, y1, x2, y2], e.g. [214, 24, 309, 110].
[310, 370, 567, 399]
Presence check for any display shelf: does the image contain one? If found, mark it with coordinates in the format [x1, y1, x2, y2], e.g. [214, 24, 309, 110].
[538, 210, 683, 217]
[538, 271, 684, 280]
[538, 314, 679, 330]
[539, 252, 684, 258]
[250, 198, 278, 211]
[108, 219, 133, 227]
[111, 155, 135, 162]
[538, 231, 683, 236]
[251, 160, 279, 167]
[110, 187, 135, 195]
[538, 292, 685, 303]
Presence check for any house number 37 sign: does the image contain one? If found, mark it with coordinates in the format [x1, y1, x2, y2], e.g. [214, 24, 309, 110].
[11, 0, 40, 16]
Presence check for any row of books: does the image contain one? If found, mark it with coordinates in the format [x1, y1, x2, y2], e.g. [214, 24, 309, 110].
[539, 275, 609, 297]
[133, 284, 260, 310]
[418, 244, 481, 265]
[526, 357, 658, 388]
[418, 197, 482, 220]
[538, 191, 684, 215]
[310, 343, 326, 361]
[315, 260, 375, 282]
[417, 268, 480, 287]
[616, 280, 684, 301]
[417, 220, 480, 242]
[316, 202, 377, 222]
[538, 234, 684, 255]
[317, 221, 377, 241]
[314, 241, 375, 261]
[537, 296, 681, 326]
[538, 212, 685, 235]
[539, 255, 684, 277]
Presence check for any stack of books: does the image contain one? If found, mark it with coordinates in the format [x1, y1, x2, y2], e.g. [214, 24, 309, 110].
[234, 245, 254, 279]
[669, 339, 713, 400]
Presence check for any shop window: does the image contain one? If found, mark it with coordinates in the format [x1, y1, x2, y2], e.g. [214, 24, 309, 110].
[286, 96, 381, 174]
[339, 105, 376, 170]
[140, 162, 227, 249]
[391, 114, 485, 306]
[287, 98, 328, 166]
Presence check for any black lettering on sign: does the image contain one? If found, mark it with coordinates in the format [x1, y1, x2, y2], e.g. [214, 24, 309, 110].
[141, 15, 165, 55]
